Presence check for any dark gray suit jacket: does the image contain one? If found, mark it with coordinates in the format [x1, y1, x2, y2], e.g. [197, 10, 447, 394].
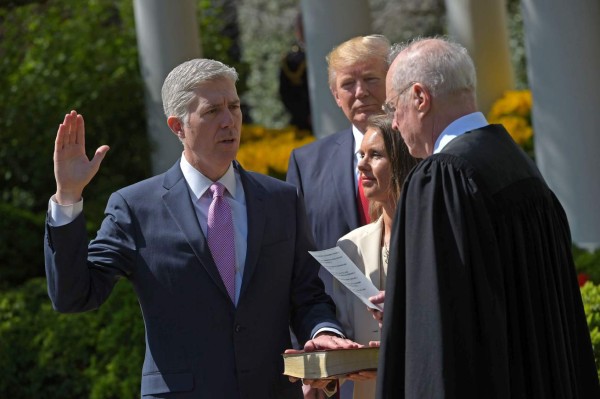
[287, 128, 361, 292]
[44, 161, 341, 399]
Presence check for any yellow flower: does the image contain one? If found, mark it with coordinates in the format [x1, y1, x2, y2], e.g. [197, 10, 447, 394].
[489, 90, 532, 120]
[237, 125, 315, 178]
[488, 90, 534, 147]
[494, 116, 533, 145]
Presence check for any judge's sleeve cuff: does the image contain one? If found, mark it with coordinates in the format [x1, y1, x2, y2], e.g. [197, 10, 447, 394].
[48, 196, 83, 226]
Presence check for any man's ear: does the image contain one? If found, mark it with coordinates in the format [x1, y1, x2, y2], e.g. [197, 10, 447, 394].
[167, 116, 184, 139]
[413, 83, 431, 114]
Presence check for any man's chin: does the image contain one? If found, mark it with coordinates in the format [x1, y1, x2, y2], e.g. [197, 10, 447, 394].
[354, 109, 379, 121]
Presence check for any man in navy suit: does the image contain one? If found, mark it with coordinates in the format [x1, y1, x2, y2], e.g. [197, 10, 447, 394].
[286, 34, 390, 399]
[286, 35, 390, 293]
[44, 59, 357, 399]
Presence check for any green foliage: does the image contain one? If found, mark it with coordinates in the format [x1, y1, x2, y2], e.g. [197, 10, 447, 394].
[581, 282, 600, 379]
[0, 203, 45, 289]
[573, 245, 600, 284]
[0, 278, 144, 399]
[0, 0, 151, 224]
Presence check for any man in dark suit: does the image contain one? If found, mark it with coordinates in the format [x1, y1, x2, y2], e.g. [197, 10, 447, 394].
[286, 35, 390, 297]
[377, 37, 599, 398]
[44, 59, 358, 399]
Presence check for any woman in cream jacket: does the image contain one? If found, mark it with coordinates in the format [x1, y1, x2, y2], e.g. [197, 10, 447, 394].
[334, 115, 418, 399]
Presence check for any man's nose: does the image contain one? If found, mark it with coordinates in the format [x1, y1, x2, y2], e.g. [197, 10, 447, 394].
[355, 80, 369, 98]
[221, 108, 234, 127]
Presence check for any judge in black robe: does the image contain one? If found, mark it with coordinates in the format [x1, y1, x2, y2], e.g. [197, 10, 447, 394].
[376, 37, 599, 398]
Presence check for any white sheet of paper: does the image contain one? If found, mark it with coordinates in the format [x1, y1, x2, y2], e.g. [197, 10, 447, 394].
[309, 247, 383, 311]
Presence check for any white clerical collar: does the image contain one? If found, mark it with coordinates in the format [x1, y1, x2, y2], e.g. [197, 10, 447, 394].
[179, 155, 237, 200]
[433, 112, 489, 153]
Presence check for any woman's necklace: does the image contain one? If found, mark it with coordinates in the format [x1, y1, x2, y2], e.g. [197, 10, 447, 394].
[382, 242, 389, 266]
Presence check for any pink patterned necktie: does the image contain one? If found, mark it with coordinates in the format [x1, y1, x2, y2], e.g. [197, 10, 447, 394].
[207, 182, 236, 302]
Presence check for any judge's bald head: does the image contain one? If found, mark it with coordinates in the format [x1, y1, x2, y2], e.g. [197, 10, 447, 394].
[387, 37, 477, 99]
[384, 37, 479, 158]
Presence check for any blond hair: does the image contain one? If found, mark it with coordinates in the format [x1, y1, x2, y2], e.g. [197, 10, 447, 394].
[326, 34, 390, 89]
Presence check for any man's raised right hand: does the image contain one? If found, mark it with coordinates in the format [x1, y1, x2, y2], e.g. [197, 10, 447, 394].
[53, 110, 109, 205]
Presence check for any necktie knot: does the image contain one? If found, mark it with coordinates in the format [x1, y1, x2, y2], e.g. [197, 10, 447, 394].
[210, 182, 225, 199]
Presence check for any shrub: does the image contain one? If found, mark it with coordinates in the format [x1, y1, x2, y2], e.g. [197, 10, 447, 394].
[581, 282, 600, 379]
[0, 278, 144, 399]
[0, 204, 45, 289]
[573, 246, 600, 286]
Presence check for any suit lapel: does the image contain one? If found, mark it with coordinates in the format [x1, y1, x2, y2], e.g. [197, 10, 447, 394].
[332, 129, 360, 230]
[236, 162, 266, 301]
[360, 219, 384, 289]
[161, 162, 231, 301]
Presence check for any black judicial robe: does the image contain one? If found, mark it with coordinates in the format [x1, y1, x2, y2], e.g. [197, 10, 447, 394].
[377, 125, 599, 398]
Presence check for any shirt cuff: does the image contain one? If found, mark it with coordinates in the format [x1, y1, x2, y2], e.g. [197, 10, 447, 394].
[311, 327, 345, 339]
[48, 195, 83, 226]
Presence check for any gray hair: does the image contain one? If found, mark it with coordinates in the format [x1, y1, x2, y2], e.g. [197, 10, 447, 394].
[388, 37, 476, 99]
[161, 58, 238, 123]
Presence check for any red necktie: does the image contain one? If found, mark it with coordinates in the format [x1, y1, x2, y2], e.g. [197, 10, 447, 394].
[357, 175, 370, 226]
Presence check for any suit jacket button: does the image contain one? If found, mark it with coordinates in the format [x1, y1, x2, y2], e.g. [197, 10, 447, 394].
[235, 324, 242, 333]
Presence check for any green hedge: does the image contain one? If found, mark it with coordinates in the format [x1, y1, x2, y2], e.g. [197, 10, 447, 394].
[0, 278, 144, 399]
[573, 246, 600, 285]
[582, 282, 600, 379]
[0, 204, 45, 289]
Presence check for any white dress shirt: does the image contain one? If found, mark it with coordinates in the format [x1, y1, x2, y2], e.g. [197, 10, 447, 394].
[433, 112, 489, 153]
[352, 125, 365, 192]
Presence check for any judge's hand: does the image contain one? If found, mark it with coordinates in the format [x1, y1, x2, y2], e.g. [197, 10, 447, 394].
[344, 340, 380, 382]
[54, 110, 109, 205]
[368, 291, 385, 328]
[345, 369, 377, 381]
[346, 341, 381, 381]
[284, 333, 360, 389]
